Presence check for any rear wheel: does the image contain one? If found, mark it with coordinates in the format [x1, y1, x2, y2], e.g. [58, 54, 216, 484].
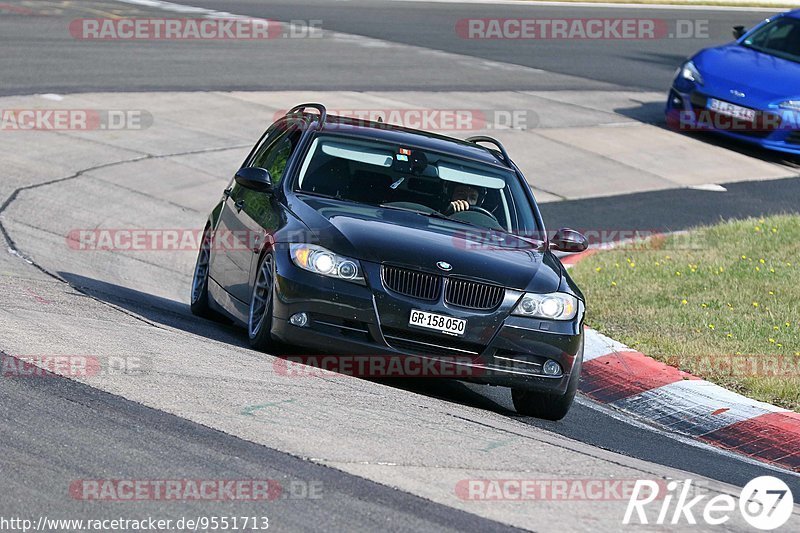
[248, 252, 277, 351]
[190, 227, 213, 318]
[511, 344, 583, 421]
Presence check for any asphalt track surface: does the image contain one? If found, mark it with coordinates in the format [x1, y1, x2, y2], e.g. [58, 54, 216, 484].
[175, 0, 775, 90]
[2, 1, 800, 531]
[0, 354, 518, 533]
[0, 0, 781, 95]
[540, 175, 800, 231]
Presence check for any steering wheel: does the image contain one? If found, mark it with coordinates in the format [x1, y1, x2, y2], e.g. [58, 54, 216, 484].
[444, 203, 500, 224]
[444, 202, 484, 216]
[466, 205, 497, 219]
[445, 202, 494, 216]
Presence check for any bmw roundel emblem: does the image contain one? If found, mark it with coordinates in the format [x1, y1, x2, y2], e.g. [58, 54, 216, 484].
[436, 261, 452, 271]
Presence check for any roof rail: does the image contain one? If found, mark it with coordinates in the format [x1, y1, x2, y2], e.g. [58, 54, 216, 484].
[287, 103, 327, 128]
[465, 136, 511, 167]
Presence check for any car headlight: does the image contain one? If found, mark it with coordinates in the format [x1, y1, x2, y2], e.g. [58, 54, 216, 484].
[513, 292, 579, 321]
[779, 100, 800, 112]
[290, 244, 364, 284]
[677, 60, 704, 85]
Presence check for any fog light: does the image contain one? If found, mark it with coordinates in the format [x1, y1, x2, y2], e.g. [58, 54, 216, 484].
[289, 312, 308, 327]
[543, 359, 562, 376]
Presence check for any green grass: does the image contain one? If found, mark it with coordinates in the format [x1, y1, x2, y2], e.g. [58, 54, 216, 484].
[571, 214, 800, 411]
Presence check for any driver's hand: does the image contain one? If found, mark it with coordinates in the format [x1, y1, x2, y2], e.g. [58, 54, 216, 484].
[449, 200, 470, 213]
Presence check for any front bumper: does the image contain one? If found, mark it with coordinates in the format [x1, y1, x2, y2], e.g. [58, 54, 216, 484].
[269, 245, 583, 394]
[665, 87, 800, 155]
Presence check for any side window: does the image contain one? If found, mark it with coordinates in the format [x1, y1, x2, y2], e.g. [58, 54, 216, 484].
[251, 122, 300, 185]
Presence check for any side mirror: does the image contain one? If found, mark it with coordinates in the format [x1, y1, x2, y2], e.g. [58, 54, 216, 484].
[733, 25, 746, 39]
[550, 228, 588, 253]
[235, 167, 273, 192]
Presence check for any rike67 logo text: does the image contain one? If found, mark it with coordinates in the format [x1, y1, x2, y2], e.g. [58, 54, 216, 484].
[624, 476, 794, 530]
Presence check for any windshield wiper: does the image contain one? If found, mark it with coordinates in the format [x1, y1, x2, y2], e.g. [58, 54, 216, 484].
[296, 190, 340, 200]
[379, 203, 435, 216]
[296, 190, 362, 205]
[379, 203, 492, 231]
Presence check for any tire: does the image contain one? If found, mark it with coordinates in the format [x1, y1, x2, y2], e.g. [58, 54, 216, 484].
[190, 226, 214, 318]
[248, 251, 277, 351]
[511, 342, 583, 421]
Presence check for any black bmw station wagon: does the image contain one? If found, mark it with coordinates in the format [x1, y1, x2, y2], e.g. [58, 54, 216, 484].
[191, 104, 588, 420]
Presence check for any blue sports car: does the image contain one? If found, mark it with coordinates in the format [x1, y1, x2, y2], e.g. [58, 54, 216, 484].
[666, 9, 800, 154]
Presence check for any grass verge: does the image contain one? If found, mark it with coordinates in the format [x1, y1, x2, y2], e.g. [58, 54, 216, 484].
[570, 214, 800, 411]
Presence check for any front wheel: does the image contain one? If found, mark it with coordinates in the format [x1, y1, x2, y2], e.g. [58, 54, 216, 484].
[190, 227, 213, 318]
[248, 252, 277, 351]
[511, 345, 583, 421]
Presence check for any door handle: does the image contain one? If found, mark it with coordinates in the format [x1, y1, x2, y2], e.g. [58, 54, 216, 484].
[234, 199, 245, 212]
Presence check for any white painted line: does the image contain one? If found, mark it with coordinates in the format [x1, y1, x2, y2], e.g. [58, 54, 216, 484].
[611, 378, 789, 436]
[689, 183, 728, 192]
[583, 327, 630, 361]
[576, 395, 800, 477]
[112, 0, 579, 77]
[115, 0, 238, 17]
[385, 0, 786, 13]
[669, 378, 789, 413]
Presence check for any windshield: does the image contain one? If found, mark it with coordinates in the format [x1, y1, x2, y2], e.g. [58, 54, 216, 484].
[295, 134, 539, 234]
[741, 17, 800, 63]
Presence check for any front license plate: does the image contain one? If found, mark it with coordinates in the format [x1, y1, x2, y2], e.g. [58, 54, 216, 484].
[409, 310, 466, 337]
[708, 98, 756, 122]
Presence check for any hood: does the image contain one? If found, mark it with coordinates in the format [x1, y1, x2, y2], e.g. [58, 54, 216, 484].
[694, 44, 800, 105]
[293, 195, 563, 293]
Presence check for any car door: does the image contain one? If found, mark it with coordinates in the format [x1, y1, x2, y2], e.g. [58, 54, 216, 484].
[210, 119, 300, 303]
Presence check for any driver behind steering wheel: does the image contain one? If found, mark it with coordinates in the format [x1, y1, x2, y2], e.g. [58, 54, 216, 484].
[447, 184, 485, 214]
